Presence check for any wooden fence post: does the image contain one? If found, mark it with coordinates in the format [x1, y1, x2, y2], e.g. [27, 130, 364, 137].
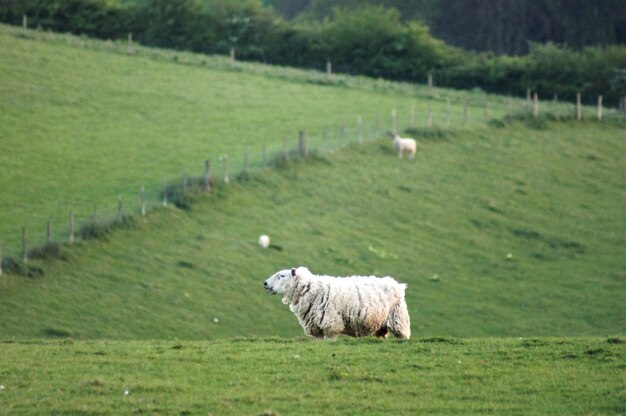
[326, 60, 332, 78]
[533, 93, 539, 118]
[526, 89, 531, 111]
[22, 227, 27, 264]
[357, 116, 363, 144]
[428, 74, 433, 97]
[597, 95, 603, 121]
[463, 98, 468, 124]
[623, 97, 626, 122]
[446, 97, 451, 126]
[576, 93, 582, 121]
[22, 15, 27, 31]
[298, 130, 308, 156]
[229, 48, 236, 68]
[204, 160, 211, 191]
[70, 210, 75, 243]
[140, 186, 146, 217]
[553, 93, 558, 103]
[128, 33, 132, 54]
[409, 103, 415, 128]
[47, 218, 51, 243]
[163, 183, 168, 206]
[391, 108, 397, 134]
[117, 195, 123, 220]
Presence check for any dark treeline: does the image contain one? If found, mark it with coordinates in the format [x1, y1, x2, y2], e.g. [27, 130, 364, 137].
[1, 0, 625, 103]
[267, 0, 626, 56]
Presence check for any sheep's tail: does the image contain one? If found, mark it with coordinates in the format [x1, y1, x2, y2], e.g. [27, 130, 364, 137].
[389, 287, 411, 339]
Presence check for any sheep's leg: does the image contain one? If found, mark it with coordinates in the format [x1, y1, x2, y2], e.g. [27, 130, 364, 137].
[375, 326, 389, 338]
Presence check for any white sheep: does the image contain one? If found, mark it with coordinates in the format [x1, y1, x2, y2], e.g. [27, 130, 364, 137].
[258, 234, 270, 249]
[263, 266, 411, 339]
[391, 132, 416, 159]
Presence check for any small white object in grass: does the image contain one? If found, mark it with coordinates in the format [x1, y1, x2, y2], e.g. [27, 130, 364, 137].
[0, 384, 5, 390]
[258, 234, 270, 249]
[213, 317, 219, 324]
[506, 253, 513, 260]
[124, 389, 130, 396]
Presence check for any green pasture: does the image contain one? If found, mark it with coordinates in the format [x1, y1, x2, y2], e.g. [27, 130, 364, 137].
[0, 23, 625, 416]
[0, 119, 624, 340]
[0, 24, 603, 257]
[0, 337, 623, 415]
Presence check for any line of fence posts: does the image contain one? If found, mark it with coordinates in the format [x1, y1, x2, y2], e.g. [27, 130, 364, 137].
[15, 17, 626, 124]
[4, 90, 626, 271]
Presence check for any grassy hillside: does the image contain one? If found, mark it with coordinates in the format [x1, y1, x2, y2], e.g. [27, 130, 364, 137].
[0, 23, 529, 256]
[0, 118, 624, 340]
[0, 337, 623, 415]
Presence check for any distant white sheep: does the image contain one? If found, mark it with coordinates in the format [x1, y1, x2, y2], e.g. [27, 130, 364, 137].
[391, 133, 416, 159]
[263, 266, 411, 339]
[258, 234, 270, 249]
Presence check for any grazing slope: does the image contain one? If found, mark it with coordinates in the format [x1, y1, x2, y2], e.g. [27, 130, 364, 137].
[0, 119, 624, 340]
[0, 24, 516, 254]
[0, 337, 623, 415]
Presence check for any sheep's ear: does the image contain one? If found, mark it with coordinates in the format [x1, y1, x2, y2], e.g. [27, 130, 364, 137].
[291, 268, 297, 277]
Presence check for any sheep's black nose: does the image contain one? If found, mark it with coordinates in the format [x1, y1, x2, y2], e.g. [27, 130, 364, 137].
[263, 282, 268, 288]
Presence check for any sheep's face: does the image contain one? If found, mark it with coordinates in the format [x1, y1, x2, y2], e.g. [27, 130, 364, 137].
[264, 268, 295, 295]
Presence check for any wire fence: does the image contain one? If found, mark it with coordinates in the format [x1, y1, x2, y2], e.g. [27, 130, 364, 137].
[1, 24, 625, 274]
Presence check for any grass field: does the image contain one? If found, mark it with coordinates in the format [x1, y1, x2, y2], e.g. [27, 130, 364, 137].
[1, 119, 624, 340]
[0, 337, 623, 415]
[1, 23, 625, 416]
[1, 23, 608, 257]
[0, 24, 494, 255]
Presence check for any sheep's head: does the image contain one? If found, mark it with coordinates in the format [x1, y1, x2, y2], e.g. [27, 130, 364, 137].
[264, 268, 296, 295]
